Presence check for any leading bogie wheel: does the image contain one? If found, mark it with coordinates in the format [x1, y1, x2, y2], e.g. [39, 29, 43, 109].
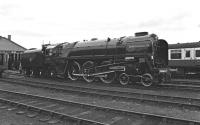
[119, 73, 129, 85]
[68, 61, 80, 81]
[141, 73, 153, 87]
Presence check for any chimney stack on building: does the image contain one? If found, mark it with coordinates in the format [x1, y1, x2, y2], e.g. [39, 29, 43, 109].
[8, 35, 11, 41]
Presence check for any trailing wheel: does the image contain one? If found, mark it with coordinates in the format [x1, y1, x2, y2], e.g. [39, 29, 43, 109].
[119, 73, 129, 85]
[68, 61, 80, 81]
[82, 61, 95, 83]
[99, 61, 116, 84]
[141, 73, 153, 87]
[158, 73, 165, 84]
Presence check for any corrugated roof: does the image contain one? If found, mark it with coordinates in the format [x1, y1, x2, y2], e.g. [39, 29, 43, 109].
[0, 36, 26, 51]
[169, 42, 200, 49]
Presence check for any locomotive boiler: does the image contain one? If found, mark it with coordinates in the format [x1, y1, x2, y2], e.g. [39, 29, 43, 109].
[21, 32, 169, 87]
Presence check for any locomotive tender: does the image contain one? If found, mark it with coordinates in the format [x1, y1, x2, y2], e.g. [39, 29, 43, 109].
[21, 32, 169, 86]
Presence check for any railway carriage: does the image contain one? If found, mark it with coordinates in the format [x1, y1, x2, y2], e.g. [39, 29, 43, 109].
[169, 42, 200, 78]
[21, 32, 169, 87]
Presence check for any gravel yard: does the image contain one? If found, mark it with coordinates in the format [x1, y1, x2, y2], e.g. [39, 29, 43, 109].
[0, 79, 199, 124]
[0, 106, 64, 125]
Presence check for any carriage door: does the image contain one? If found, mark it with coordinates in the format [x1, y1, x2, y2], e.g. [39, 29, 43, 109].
[194, 48, 200, 60]
[184, 48, 192, 60]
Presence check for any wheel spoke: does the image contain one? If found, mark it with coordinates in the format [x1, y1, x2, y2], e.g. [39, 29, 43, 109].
[141, 73, 153, 87]
[82, 61, 95, 83]
[119, 73, 129, 85]
[99, 61, 116, 84]
[68, 61, 80, 81]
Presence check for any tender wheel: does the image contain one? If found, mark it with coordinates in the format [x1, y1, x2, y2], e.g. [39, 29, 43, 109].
[39, 71, 42, 76]
[33, 69, 40, 77]
[24, 69, 30, 76]
[99, 61, 116, 84]
[119, 73, 129, 85]
[82, 61, 95, 83]
[68, 61, 80, 81]
[39, 70, 45, 77]
[30, 70, 34, 77]
[50, 69, 56, 78]
[141, 73, 153, 87]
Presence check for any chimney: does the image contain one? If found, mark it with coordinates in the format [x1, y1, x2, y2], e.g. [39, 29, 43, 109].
[8, 35, 11, 41]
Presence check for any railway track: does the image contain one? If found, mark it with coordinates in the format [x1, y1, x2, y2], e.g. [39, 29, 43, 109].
[159, 79, 200, 91]
[0, 89, 130, 125]
[0, 86, 199, 125]
[0, 78, 200, 124]
[1, 78, 200, 111]
[2, 77, 200, 104]
[3, 70, 200, 91]
[171, 79, 200, 86]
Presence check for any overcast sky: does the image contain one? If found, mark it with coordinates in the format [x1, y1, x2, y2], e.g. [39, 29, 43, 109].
[0, 0, 200, 49]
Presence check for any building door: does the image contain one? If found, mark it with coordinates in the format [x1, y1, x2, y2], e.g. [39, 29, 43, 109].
[0, 54, 4, 65]
[8, 54, 14, 69]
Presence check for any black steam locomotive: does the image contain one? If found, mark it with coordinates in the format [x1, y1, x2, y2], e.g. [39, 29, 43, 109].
[21, 32, 169, 86]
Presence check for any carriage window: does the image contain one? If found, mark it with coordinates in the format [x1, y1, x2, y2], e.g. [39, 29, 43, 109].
[185, 50, 190, 58]
[196, 50, 200, 57]
[170, 49, 181, 59]
[0, 54, 4, 65]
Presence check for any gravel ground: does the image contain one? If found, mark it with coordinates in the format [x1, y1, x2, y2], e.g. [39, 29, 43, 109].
[0, 105, 64, 125]
[22, 77, 200, 100]
[0, 80, 199, 123]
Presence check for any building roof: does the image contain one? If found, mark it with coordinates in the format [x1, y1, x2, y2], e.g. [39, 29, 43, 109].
[0, 36, 26, 52]
[169, 42, 200, 49]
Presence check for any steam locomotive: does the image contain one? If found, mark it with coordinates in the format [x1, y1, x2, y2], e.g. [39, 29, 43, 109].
[21, 32, 169, 86]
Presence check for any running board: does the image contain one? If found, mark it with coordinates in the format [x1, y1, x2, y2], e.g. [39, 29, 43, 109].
[73, 70, 124, 77]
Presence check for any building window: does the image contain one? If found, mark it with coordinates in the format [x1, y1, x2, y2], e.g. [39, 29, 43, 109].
[0, 54, 4, 65]
[196, 50, 200, 57]
[170, 49, 182, 59]
[185, 50, 190, 58]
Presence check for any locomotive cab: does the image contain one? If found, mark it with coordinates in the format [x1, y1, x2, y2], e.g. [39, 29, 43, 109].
[153, 39, 168, 67]
[152, 39, 170, 83]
